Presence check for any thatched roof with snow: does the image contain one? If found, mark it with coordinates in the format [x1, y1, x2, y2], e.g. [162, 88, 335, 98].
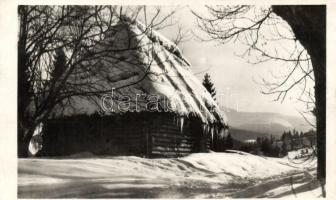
[53, 19, 227, 126]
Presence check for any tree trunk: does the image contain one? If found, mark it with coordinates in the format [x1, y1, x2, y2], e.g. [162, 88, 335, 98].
[272, 5, 326, 181]
[18, 6, 36, 158]
[18, 127, 35, 158]
[312, 57, 326, 180]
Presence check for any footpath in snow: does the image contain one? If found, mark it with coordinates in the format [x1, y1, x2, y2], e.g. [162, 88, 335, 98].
[18, 151, 322, 198]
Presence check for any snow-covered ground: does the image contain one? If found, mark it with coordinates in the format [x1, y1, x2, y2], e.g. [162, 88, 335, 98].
[18, 151, 322, 198]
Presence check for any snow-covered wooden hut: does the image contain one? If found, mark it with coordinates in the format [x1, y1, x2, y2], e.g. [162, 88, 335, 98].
[40, 18, 228, 157]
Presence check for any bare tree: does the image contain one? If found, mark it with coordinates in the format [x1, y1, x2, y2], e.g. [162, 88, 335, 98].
[18, 5, 179, 157]
[193, 5, 325, 185]
[171, 25, 193, 46]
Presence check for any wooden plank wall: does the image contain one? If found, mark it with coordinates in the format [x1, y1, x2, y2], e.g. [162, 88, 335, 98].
[148, 115, 212, 158]
[40, 113, 222, 158]
[41, 116, 148, 156]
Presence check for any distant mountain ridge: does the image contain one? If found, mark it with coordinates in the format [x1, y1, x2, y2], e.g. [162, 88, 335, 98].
[223, 108, 315, 141]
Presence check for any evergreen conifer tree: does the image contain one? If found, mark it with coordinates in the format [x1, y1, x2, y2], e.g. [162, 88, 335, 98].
[202, 73, 216, 100]
[51, 48, 67, 81]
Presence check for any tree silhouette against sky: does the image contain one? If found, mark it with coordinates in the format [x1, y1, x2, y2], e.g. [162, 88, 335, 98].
[202, 73, 217, 100]
[193, 5, 326, 191]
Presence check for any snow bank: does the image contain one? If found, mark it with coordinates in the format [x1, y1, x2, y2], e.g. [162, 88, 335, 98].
[181, 152, 294, 180]
[17, 151, 319, 198]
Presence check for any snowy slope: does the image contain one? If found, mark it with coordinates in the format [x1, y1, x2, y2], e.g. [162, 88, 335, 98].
[18, 151, 321, 198]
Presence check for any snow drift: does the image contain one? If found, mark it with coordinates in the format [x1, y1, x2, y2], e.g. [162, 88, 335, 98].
[18, 151, 320, 198]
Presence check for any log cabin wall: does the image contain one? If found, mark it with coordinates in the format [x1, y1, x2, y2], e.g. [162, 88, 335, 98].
[40, 114, 148, 156]
[39, 112, 222, 157]
[148, 114, 209, 158]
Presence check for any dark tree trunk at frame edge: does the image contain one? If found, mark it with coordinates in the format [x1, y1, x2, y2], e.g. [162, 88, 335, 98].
[18, 6, 35, 158]
[18, 128, 34, 157]
[272, 5, 326, 181]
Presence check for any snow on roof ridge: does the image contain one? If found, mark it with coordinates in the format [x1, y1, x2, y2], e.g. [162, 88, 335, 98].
[118, 16, 191, 67]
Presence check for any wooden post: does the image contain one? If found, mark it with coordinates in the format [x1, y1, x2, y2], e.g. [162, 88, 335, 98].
[144, 121, 151, 158]
[146, 130, 149, 157]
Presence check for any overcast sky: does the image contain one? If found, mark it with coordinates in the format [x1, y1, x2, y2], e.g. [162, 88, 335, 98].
[145, 6, 312, 117]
